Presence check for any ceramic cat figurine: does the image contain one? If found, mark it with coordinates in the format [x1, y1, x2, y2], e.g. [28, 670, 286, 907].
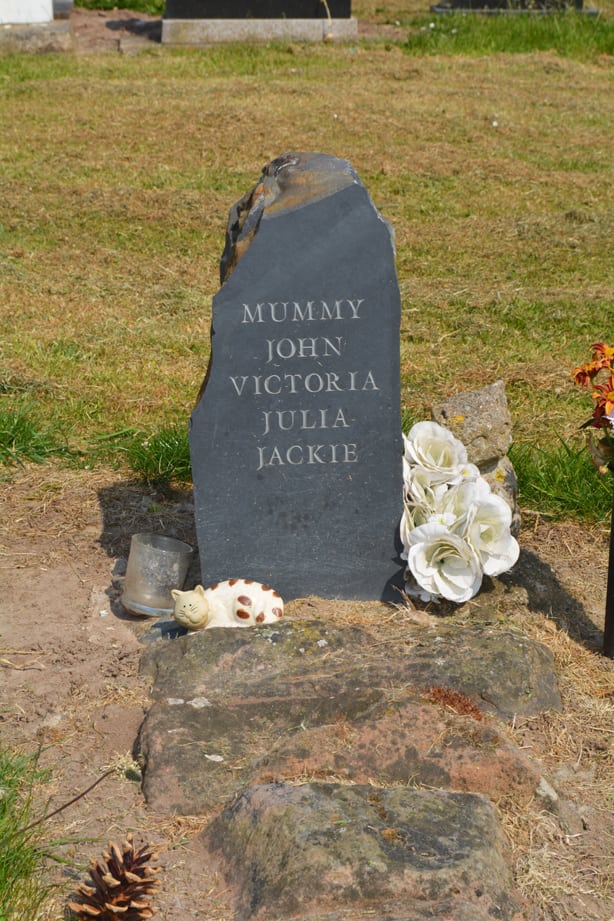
[171, 579, 284, 631]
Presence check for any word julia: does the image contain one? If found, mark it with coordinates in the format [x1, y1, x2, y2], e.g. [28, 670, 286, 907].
[260, 407, 350, 435]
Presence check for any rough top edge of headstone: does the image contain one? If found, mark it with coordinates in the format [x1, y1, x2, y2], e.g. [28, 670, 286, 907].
[219, 151, 391, 285]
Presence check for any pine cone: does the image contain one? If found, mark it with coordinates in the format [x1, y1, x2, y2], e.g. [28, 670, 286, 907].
[68, 834, 161, 920]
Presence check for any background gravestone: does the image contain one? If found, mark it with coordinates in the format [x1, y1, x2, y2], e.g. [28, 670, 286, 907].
[0, 0, 53, 23]
[161, 0, 357, 43]
[190, 152, 403, 600]
[431, 0, 583, 11]
[165, 0, 351, 16]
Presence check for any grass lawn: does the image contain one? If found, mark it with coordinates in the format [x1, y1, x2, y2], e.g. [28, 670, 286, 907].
[0, 2, 613, 517]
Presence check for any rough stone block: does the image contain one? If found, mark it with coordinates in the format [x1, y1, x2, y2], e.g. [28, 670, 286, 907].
[431, 379, 513, 466]
[204, 782, 526, 921]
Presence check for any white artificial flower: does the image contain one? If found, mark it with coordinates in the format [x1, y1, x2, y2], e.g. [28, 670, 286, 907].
[399, 505, 412, 561]
[403, 571, 438, 604]
[403, 422, 480, 486]
[437, 478, 492, 535]
[437, 479, 519, 577]
[455, 462, 482, 483]
[405, 521, 483, 603]
[464, 491, 520, 577]
[403, 463, 449, 528]
[402, 452, 411, 487]
[400, 419, 519, 603]
[400, 500, 455, 560]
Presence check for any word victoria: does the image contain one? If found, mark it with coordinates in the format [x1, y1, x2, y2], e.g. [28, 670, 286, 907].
[230, 370, 378, 397]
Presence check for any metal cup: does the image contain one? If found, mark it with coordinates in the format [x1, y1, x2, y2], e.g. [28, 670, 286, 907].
[121, 532, 193, 617]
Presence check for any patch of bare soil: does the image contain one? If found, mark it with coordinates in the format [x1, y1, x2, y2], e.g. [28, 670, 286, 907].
[1, 463, 613, 920]
[70, 8, 162, 53]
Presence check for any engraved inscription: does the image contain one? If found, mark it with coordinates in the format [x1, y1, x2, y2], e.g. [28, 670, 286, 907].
[232, 296, 377, 471]
[229, 370, 378, 397]
[257, 443, 358, 471]
[242, 299, 364, 324]
[261, 408, 352, 436]
[265, 336, 343, 363]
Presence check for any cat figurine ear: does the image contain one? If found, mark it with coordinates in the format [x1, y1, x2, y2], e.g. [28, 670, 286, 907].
[171, 584, 210, 630]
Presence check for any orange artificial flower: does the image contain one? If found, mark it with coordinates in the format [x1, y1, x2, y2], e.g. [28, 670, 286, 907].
[591, 342, 614, 361]
[573, 341, 614, 447]
[573, 362, 600, 387]
[572, 342, 614, 387]
[591, 373, 614, 428]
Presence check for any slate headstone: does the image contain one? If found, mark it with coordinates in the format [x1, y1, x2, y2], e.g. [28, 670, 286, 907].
[190, 152, 403, 600]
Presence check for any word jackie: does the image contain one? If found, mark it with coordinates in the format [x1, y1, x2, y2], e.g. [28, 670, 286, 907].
[257, 442, 357, 470]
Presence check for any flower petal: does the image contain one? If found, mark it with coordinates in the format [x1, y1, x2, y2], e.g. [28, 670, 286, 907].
[404, 422, 469, 484]
[406, 523, 482, 603]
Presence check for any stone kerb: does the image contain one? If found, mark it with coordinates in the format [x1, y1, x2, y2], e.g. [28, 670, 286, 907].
[0, 18, 72, 51]
[162, 18, 358, 44]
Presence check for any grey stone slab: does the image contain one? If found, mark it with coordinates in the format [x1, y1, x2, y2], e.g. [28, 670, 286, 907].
[190, 153, 403, 600]
[137, 620, 560, 813]
[203, 782, 525, 921]
[430, 380, 520, 534]
[140, 620, 561, 718]
[161, 17, 358, 43]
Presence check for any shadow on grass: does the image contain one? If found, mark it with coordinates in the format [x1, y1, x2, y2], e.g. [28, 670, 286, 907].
[500, 548, 603, 653]
[97, 478, 196, 557]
